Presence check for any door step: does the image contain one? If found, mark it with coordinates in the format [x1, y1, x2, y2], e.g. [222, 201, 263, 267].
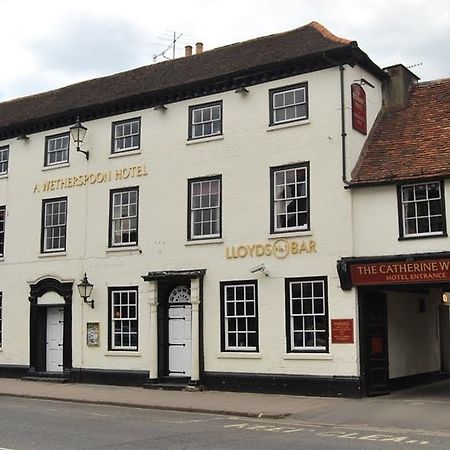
[143, 376, 190, 391]
[22, 374, 69, 383]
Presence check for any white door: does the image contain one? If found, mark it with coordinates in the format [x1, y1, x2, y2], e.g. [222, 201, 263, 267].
[168, 286, 192, 377]
[46, 307, 64, 372]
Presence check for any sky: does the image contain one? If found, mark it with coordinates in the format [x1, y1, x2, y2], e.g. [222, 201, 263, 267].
[0, 0, 449, 102]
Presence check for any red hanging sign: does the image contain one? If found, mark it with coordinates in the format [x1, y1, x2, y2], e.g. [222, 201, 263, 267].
[351, 83, 367, 135]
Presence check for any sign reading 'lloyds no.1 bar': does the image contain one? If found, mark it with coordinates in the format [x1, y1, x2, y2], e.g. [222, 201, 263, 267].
[350, 259, 450, 286]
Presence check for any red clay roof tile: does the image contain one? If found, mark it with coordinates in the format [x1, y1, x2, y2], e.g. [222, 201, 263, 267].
[351, 78, 450, 184]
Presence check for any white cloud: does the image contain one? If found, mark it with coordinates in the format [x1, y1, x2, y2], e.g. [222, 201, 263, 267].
[0, 0, 448, 100]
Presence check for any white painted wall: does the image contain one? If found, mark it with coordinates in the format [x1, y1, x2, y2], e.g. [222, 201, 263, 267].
[344, 67, 383, 182]
[0, 64, 383, 377]
[388, 291, 441, 378]
[352, 183, 450, 257]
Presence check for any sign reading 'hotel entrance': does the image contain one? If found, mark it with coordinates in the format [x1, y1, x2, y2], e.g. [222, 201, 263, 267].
[350, 259, 450, 286]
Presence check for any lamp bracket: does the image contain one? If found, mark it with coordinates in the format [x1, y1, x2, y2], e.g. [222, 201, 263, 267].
[84, 298, 95, 309]
[77, 147, 89, 160]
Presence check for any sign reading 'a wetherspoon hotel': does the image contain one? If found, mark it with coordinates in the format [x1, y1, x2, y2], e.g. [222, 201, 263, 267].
[350, 259, 450, 286]
[33, 165, 148, 193]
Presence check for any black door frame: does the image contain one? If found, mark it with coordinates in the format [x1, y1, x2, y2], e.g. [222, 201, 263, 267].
[28, 277, 73, 374]
[358, 288, 389, 396]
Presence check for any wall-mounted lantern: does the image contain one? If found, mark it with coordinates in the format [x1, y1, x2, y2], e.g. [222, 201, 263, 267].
[70, 116, 89, 160]
[77, 273, 94, 308]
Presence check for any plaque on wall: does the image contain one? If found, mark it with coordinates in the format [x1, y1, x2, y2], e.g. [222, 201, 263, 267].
[331, 319, 354, 344]
[86, 322, 100, 347]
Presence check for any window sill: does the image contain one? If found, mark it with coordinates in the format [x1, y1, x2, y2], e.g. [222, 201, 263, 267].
[42, 163, 70, 171]
[185, 238, 223, 246]
[106, 246, 141, 254]
[39, 251, 67, 258]
[283, 353, 332, 360]
[218, 352, 261, 359]
[104, 351, 141, 357]
[0, 257, 4, 262]
[186, 135, 224, 145]
[108, 149, 142, 159]
[267, 119, 310, 132]
[268, 230, 313, 240]
[399, 232, 447, 241]
[0, 173, 8, 179]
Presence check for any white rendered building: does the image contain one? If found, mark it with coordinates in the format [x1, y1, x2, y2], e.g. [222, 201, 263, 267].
[0, 22, 448, 397]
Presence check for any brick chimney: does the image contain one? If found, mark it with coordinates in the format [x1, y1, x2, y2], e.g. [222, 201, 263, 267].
[383, 64, 419, 109]
[196, 42, 203, 54]
[185, 45, 193, 57]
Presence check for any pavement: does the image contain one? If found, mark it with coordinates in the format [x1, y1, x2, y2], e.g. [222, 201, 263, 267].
[1, 377, 450, 433]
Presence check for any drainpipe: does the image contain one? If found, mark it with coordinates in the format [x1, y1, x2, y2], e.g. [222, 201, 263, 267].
[340, 65, 349, 184]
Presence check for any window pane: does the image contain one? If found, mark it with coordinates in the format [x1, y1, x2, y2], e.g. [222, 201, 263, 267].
[401, 182, 444, 236]
[189, 178, 221, 239]
[113, 120, 140, 152]
[190, 103, 222, 138]
[110, 289, 138, 350]
[222, 282, 257, 351]
[42, 199, 67, 252]
[273, 165, 309, 232]
[288, 279, 327, 351]
[46, 135, 69, 165]
[271, 85, 308, 124]
[110, 189, 138, 246]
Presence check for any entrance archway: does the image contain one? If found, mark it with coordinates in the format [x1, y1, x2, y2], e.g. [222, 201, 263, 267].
[28, 277, 73, 374]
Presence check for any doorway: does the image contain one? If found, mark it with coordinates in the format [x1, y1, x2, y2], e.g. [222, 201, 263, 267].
[157, 280, 192, 379]
[359, 289, 389, 396]
[46, 307, 64, 372]
[29, 277, 72, 375]
[168, 286, 192, 377]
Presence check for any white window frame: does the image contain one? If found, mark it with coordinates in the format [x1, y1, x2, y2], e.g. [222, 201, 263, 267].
[189, 101, 222, 139]
[45, 133, 69, 166]
[271, 163, 309, 233]
[112, 118, 141, 153]
[42, 198, 67, 253]
[189, 177, 221, 240]
[270, 83, 308, 125]
[0, 146, 9, 175]
[286, 277, 328, 353]
[110, 188, 139, 247]
[400, 181, 445, 238]
[0, 206, 5, 257]
[110, 288, 138, 351]
[222, 281, 258, 351]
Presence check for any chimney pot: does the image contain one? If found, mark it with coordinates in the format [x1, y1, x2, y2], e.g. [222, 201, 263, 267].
[185, 45, 193, 57]
[196, 42, 203, 54]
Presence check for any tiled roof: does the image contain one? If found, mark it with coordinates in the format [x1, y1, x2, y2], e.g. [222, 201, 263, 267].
[351, 77, 450, 185]
[0, 21, 380, 139]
